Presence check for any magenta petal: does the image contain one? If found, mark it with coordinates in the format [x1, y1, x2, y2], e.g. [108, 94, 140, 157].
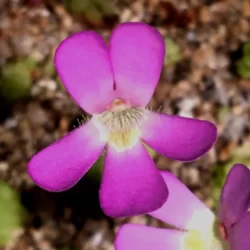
[149, 171, 214, 230]
[55, 31, 115, 114]
[109, 22, 165, 107]
[28, 121, 106, 191]
[219, 164, 250, 229]
[115, 224, 186, 250]
[141, 112, 217, 161]
[227, 213, 250, 250]
[99, 142, 168, 217]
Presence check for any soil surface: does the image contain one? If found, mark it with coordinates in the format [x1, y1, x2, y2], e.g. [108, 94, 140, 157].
[0, 0, 250, 249]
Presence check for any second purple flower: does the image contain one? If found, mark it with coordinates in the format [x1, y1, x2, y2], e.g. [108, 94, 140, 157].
[28, 22, 217, 217]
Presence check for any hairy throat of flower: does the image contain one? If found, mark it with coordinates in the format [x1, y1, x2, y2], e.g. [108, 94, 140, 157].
[92, 98, 147, 152]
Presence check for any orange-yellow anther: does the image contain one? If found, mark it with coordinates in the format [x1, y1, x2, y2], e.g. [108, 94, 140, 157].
[106, 98, 131, 112]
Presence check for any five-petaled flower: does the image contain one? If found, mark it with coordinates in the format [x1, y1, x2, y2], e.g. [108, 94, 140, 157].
[28, 22, 217, 218]
[115, 171, 223, 250]
[219, 164, 250, 250]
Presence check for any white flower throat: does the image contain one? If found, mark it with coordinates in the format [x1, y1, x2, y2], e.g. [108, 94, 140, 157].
[183, 211, 223, 250]
[92, 98, 148, 152]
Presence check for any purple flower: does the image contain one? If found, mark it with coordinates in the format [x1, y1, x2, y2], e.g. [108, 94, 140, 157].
[115, 171, 223, 250]
[219, 164, 250, 250]
[28, 22, 217, 217]
[115, 164, 250, 250]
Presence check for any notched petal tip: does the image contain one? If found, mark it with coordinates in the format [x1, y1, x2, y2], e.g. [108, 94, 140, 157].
[54, 31, 115, 114]
[109, 22, 165, 107]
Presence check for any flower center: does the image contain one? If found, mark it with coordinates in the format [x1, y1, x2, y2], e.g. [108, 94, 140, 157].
[92, 98, 148, 152]
[183, 211, 223, 250]
[185, 230, 209, 250]
[184, 224, 223, 250]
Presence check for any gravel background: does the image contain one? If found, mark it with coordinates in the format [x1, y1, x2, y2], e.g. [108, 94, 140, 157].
[0, 0, 250, 249]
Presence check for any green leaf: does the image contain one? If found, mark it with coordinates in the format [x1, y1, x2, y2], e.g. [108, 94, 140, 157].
[64, 0, 89, 14]
[86, 154, 104, 182]
[64, 0, 115, 18]
[84, 5, 103, 24]
[0, 181, 25, 246]
[93, 0, 116, 16]
[236, 59, 250, 79]
[236, 42, 250, 79]
[243, 42, 250, 56]
[218, 106, 230, 123]
[22, 57, 37, 70]
[164, 37, 182, 65]
[44, 60, 56, 77]
[60, 247, 76, 250]
[0, 58, 36, 100]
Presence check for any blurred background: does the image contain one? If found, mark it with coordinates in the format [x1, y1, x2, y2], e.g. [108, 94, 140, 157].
[0, 0, 250, 249]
